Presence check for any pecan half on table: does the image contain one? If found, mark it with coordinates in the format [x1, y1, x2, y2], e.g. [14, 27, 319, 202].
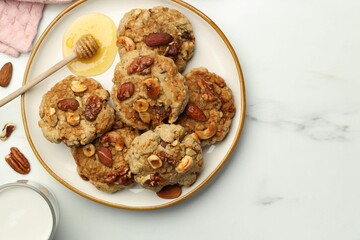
[5, 147, 30, 174]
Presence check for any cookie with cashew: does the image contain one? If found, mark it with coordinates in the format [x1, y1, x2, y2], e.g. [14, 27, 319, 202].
[71, 127, 139, 193]
[112, 50, 188, 130]
[176, 67, 236, 146]
[38, 75, 115, 147]
[126, 124, 203, 193]
[117, 6, 195, 72]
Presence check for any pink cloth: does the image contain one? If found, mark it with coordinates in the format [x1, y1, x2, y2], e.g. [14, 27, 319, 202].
[0, 41, 21, 57]
[18, 0, 73, 4]
[0, 0, 73, 57]
[0, 0, 44, 56]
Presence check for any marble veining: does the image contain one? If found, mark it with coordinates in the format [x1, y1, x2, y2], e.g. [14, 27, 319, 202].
[246, 101, 356, 141]
[258, 196, 284, 206]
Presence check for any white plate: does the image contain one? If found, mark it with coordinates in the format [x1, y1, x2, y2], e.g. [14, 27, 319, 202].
[22, 0, 246, 210]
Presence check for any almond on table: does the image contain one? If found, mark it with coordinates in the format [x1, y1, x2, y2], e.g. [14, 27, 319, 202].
[0, 62, 13, 87]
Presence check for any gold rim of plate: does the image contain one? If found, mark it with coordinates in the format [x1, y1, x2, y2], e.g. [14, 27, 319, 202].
[21, 0, 246, 210]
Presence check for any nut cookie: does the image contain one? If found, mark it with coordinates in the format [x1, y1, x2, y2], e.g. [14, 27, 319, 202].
[112, 50, 188, 130]
[126, 124, 203, 192]
[38, 75, 115, 147]
[71, 127, 139, 193]
[116, 6, 195, 72]
[176, 67, 236, 146]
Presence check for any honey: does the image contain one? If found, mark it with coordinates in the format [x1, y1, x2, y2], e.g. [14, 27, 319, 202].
[63, 13, 117, 76]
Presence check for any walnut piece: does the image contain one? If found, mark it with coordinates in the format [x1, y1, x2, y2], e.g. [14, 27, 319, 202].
[126, 56, 154, 75]
[84, 95, 102, 121]
[0, 123, 15, 141]
[117, 82, 135, 101]
[145, 173, 165, 188]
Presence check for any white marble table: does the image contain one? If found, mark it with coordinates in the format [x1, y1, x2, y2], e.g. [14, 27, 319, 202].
[1, 0, 360, 239]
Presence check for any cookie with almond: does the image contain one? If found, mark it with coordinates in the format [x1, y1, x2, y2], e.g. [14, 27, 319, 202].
[126, 124, 203, 193]
[38, 75, 115, 147]
[176, 67, 236, 146]
[116, 6, 195, 72]
[112, 50, 188, 130]
[71, 127, 139, 193]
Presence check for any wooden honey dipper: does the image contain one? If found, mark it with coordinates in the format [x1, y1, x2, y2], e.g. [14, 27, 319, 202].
[0, 35, 99, 107]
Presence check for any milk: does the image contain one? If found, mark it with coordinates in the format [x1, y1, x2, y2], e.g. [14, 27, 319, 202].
[0, 186, 54, 240]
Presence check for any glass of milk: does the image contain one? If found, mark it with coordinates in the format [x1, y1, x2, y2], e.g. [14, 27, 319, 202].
[0, 180, 59, 240]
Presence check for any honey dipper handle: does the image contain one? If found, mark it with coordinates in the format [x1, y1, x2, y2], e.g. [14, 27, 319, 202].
[0, 52, 77, 108]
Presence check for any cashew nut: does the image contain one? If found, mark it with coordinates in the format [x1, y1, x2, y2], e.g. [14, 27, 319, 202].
[195, 122, 217, 140]
[175, 155, 193, 174]
[71, 80, 88, 93]
[116, 36, 135, 52]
